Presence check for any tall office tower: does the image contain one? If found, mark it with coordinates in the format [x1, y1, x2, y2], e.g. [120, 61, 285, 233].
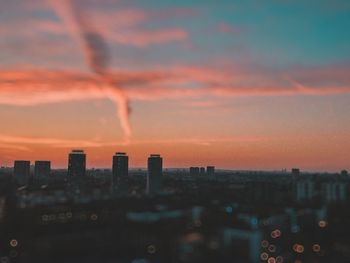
[207, 166, 215, 176]
[34, 161, 51, 182]
[147, 154, 163, 195]
[341, 170, 348, 177]
[68, 150, 86, 178]
[292, 168, 300, 179]
[112, 152, 129, 190]
[292, 168, 300, 175]
[13, 160, 30, 185]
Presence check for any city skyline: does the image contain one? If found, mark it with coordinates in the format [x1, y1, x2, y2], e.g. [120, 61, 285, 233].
[8, 151, 216, 170]
[3, 150, 347, 175]
[2, 2, 350, 262]
[1, 0, 350, 171]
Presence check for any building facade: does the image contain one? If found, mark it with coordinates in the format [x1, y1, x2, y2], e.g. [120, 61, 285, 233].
[34, 161, 51, 181]
[14, 160, 30, 185]
[147, 154, 163, 195]
[112, 152, 129, 191]
[68, 150, 86, 178]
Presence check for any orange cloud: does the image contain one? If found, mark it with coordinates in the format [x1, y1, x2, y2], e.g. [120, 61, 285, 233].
[0, 133, 267, 149]
[0, 134, 105, 148]
[0, 64, 349, 143]
[1, 64, 350, 107]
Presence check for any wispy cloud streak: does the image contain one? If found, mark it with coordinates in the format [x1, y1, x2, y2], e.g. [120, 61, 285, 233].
[0, 134, 104, 148]
[0, 133, 269, 150]
[48, 0, 131, 139]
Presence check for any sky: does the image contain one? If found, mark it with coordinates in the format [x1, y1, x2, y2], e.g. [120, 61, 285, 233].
[0, 0, 350, 171]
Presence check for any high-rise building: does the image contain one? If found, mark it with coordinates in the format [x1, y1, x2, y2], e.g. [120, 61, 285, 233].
[14, 160, 30, 185]
[292, 168, 300, 176]
[147, 154, 163, 195]
[207, 166, 215, 176]
[112, 152, 129, 190]
[34, 161, 51, 180]
[341, 170, 348, 177]
[200, 167, 206, 175]
[68, 150, 86, 178]
[292, 168, 300, 179]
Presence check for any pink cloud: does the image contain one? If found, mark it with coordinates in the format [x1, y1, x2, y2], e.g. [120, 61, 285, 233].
[89, 7, 195, 27]
[288, 65, 350, 87]
[46, 3, 191, 47]
[106, 27, 188, 47]
[0, 3, 191, 48]
[89, 8, 190, 47]
[1, 63, 349, 107]
[0, 62, 349, 142]
[218, 23, 242, 35]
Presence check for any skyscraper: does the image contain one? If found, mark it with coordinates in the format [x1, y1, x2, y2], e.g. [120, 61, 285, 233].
[68, 150, 86, 178]
[207, 166, 215, 176]
[13, 160, 30, 185]
[34, 161, 51, 180]
[147, 154, 163, 195]
[112, 152, 129, 190]
[292, 168, 300, 180]
[341, 170, 348, 177]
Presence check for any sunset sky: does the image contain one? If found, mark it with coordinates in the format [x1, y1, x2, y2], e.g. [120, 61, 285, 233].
[0, 0, 350, 171]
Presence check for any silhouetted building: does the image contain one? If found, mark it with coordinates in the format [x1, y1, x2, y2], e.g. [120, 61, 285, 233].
[292, 168, 300, 177]
[207, 166, 215, 176]
[200, 167, 206, 175]
[68, 150, 86, 178]
[14, 160, 30, 185]
[34, 161, 51, 180]
[190, 167, 200, 176]
[147, 154, 163, 195]
[341, 170, 348, 177]
[112, 152, 129, 190]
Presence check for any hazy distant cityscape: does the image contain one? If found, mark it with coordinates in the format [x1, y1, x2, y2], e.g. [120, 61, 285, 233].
[1, 0, 350, 261]
[0, 150, 348, 262]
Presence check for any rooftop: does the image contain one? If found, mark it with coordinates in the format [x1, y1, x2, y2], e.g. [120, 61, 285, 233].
[71, 150, 85, 154]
